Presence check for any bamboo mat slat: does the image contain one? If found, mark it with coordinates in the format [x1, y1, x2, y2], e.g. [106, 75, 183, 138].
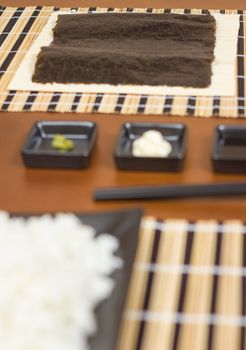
[118, 217, 246, 350]
[0, 6, 246, 117]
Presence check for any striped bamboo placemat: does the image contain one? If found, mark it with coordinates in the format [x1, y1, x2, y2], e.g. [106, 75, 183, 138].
[0, 6, 245, 117]
[118, 217, 246, 350]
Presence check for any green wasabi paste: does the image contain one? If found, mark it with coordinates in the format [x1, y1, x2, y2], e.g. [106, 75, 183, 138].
[52, 134, 74, 152]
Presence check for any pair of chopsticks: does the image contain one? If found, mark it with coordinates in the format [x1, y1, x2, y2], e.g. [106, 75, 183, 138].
[93, 182, 246, 201]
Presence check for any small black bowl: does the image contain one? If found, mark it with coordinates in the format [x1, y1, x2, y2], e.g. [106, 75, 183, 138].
[212, 124, 246, 173]
[22, 121, 98, 169]
[114, 122, 187, 172]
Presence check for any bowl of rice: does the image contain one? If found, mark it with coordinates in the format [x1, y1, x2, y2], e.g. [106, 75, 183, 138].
[0, 209, 142, 350]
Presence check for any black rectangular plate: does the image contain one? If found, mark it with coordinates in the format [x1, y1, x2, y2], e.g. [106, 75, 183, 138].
[22, 121, 98, 169]
[114, 122, 187, 171]
[212, 125, 246, 173]
[13, 208, 142, 350]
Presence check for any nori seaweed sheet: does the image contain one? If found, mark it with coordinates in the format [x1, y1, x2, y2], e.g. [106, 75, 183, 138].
[32, 13, 216, 87]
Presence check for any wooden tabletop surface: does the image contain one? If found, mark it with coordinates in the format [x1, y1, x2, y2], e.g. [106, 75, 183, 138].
[1, 0, 246, 220]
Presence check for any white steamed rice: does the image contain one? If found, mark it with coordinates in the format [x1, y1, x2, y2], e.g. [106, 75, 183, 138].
[0, 211, 122, 350]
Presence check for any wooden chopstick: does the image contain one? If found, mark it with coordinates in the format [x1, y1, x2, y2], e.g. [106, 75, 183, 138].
[93, 182, 246, 201]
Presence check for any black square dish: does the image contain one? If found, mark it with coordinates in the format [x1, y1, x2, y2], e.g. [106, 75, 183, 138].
[22, 121, 98, 168]
[114, 122, 187, 171]
[213, 125, 246, 173]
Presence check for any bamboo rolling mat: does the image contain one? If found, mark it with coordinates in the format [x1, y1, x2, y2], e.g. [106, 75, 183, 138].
[118, 217, 246, 350]
[0, 6, 245, 118]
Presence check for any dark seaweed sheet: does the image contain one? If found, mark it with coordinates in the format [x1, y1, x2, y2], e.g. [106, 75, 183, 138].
[33, 13, 216, 87]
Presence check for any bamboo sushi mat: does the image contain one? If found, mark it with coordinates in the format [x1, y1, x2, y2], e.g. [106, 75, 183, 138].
[118, 217, 246, 350]
[0, 6, 246, 118]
